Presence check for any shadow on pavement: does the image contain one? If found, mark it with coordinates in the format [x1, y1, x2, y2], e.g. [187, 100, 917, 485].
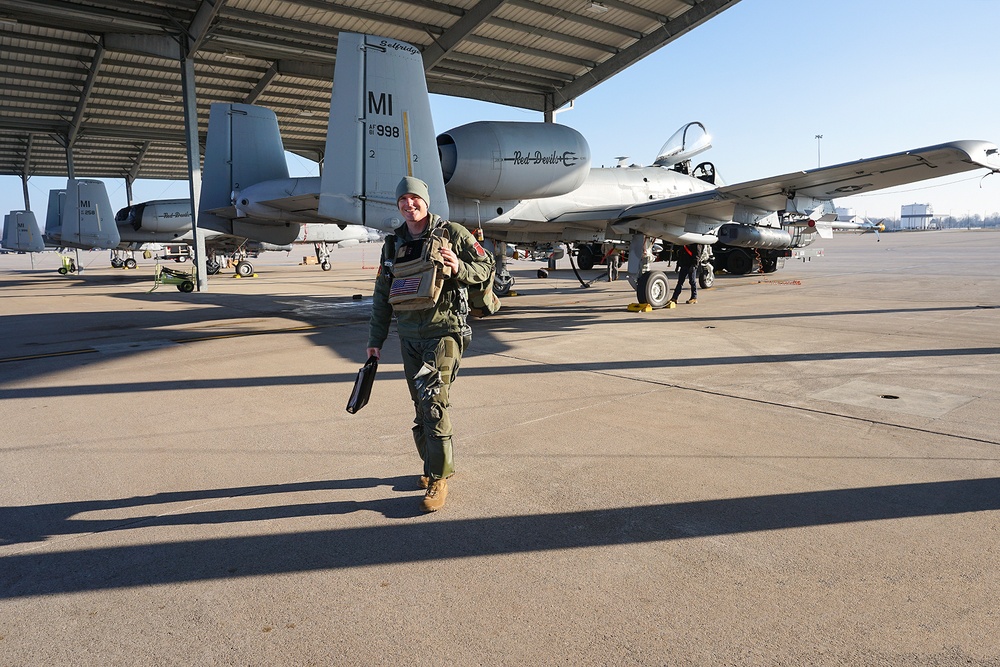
[3, 476, 998, 599]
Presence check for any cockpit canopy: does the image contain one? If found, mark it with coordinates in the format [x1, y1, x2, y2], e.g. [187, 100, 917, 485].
[653, 122, 712, 168]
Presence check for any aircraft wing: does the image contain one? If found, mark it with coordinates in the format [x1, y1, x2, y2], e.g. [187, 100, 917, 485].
[548, 190, 733, 233]
[717, 140, 1000, 211]
[593, 140, 1000, 229]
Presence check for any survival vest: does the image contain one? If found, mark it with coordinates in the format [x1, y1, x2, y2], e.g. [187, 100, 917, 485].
[386, 223, 453, 311]
[384, 220, 501, 316]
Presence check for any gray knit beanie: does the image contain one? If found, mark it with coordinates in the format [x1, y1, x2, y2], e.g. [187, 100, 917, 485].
[395, 176, 430, 206]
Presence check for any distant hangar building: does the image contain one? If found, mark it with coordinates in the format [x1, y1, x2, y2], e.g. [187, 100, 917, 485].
[900, 204, 934, 230]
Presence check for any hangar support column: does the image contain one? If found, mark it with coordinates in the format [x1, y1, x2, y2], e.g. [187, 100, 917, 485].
[102, 31, 210, 288]
[180, 46, 209, 291]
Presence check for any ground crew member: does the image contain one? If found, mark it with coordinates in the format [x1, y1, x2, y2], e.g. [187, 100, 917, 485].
[667, 243, 703, 307]
[366, 176, 496, 512]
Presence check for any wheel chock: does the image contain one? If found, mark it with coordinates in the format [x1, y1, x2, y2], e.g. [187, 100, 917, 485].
[627, 302, 652, 312]
[509, 291, 519, 297]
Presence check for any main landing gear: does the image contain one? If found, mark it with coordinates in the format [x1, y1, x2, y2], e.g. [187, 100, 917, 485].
[204, 249, 254, 277]
[110, 250, 138, 269]
[629, 235, 715, 309]
[635, 270, 670, 308]
[234, 260, 254, 277]
[492, 240, 514, 297]
[316, 242, 333, 271]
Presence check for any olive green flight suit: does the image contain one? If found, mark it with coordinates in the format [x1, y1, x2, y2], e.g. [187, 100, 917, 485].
[367, 214, 495, 480]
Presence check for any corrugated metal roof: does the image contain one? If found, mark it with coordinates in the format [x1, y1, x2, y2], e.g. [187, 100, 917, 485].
[0, 0, 741, 181]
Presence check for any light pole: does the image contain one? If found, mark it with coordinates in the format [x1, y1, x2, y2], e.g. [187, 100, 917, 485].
[815, 134, 823, 168]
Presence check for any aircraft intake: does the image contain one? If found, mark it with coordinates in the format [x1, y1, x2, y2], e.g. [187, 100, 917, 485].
[717, 223, 794, 249]
[437, 121, 591, 200]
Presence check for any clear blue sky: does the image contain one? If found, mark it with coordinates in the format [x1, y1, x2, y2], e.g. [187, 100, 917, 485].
[3, 0, 998, 220]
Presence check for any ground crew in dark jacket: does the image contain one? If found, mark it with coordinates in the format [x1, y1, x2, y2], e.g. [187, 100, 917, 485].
[367, 176, 495, 512]
[667, 243, 703, 307]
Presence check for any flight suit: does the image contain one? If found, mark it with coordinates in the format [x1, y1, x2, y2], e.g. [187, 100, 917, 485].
[368, 214, 496, 480]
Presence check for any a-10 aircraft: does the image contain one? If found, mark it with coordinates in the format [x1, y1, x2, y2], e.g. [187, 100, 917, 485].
[115, 197, 381, 275]
[2, 180, 380, 276]
[195, 32, 999, 307]
[3, 179, 121, 259]
[3, 179, 121, 273]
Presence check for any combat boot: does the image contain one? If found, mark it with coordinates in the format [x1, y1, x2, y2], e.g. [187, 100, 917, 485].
[665, 300, 677, 308]
[419, 472, 453, 489]
[421, 478, 448, 512]
[686, 298, 698, 304]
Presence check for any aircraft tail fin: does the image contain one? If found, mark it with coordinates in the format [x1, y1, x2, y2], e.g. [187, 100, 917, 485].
[57, 180, 121, 249]
[2, 210, 46, 252]
[200, 103, 290, 233]
[44, 188, 65, 240]
[318, 32, 447, 230]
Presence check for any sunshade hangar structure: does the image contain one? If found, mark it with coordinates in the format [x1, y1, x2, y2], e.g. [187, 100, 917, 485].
[0, 0, 741, 193]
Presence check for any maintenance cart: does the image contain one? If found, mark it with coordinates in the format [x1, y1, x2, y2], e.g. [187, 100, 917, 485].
[150, 264, 196, 293]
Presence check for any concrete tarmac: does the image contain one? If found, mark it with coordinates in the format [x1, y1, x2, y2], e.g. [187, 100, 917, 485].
[1, 231, 999, 666]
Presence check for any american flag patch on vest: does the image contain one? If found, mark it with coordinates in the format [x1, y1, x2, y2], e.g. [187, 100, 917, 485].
[390, 275, 422, 298]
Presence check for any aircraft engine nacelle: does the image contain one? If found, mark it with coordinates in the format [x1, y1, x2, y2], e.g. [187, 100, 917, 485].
[717, 223, 794, 249]
[126, 201, 193, 233]
[437, 121, 591, 200]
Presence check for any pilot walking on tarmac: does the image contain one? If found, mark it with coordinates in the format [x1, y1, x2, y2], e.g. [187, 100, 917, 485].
[666, 243, 703, 308]
[367, 176, 495, 512]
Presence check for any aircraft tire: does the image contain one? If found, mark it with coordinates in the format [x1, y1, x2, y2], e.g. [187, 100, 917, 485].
[636, 270, 670, 308]
[321, 261, 332, 271]
[124, 258, 137, 269]
[111, 258, 124, 268]
[699, 264, 715, 288]
[178, 281, 195, 293]
[726, 250, 753, 275]
[577, 245, 596, 271]
[206, 261, 221, 275]
[235, 260, 254, 277]
[493, 273, 514, 297]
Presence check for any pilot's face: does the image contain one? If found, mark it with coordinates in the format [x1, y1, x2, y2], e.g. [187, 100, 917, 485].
[397, 194, 428, 224]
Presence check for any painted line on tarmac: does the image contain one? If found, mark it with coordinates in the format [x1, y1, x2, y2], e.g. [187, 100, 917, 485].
[0, 348, 98, 363]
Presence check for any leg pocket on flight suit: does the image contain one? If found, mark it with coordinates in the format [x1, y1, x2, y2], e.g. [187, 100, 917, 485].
[435, 335, 461, 385]
[413, 337, 457, 426]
